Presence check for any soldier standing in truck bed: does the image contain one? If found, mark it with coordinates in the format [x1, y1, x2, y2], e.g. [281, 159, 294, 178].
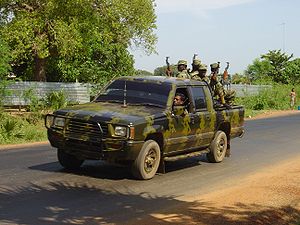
[190, 59, 210, 84]
[210, 62, 236, 106]
[176, 60, 190, 79]
[210, 62, 227, 105]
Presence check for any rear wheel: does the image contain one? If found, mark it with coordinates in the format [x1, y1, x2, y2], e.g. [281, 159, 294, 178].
[57, 148, 84, 170]
[207, 131, 227, 163]
[132, 140, 161, 180]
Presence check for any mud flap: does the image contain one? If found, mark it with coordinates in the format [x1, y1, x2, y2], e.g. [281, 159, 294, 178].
[157, 158, 166, 174]
[225, 143, 231, 157]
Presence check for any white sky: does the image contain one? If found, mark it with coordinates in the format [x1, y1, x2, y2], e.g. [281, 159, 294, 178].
[132, 0, 300, 74]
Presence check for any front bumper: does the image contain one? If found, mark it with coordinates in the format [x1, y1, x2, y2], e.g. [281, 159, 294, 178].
[47, 129, 144, 162]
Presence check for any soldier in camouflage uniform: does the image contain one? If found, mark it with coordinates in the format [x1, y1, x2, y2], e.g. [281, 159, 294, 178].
[210, 63, 236, 106]
[210, 62, 226, 105]
[190, 59, 210, 84]
[190, 59, 202, 80]
[176, 60, 190, 79]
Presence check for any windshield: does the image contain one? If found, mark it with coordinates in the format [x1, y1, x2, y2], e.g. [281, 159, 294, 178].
[95, 80, 171, 107]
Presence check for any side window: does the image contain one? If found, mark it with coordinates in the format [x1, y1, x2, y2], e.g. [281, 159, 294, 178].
[191, 86, 207, 110]
[174, 88, 191, 112]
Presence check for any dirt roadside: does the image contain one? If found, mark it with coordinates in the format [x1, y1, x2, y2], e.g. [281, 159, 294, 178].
[125, 155, 300, 225]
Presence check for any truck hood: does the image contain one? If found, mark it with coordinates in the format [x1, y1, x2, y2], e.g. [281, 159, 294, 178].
[54, 102, 166, 125]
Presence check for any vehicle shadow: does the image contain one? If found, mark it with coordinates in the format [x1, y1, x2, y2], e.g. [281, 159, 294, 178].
[0, 181, 299, 225]
[29, 160, 133, 180]
[29, 155, 209, 180]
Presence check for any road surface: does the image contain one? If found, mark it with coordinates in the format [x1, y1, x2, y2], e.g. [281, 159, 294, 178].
[0, 113, 300, 225]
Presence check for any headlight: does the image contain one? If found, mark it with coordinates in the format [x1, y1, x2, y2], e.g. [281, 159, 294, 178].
[45, 115, 54, 128]
[53, 117, 65, 128]
[114, 126, 127, 137]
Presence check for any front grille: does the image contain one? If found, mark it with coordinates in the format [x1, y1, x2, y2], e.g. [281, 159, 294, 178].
[64, 119, 108, 142]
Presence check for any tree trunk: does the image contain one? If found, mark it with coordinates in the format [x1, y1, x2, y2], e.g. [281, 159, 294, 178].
[34, 56, 47, 81]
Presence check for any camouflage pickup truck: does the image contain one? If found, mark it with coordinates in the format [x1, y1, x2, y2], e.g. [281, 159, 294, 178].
[45, 76, 244, 180]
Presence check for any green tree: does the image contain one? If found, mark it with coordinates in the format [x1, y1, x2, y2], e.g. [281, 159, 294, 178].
[135, 69, 153, 76]
[154, 64, 177, 76]
[284, 58, 300, 84]
[261, 50, 293, 84]
[0, 38, 11, 78]
[0, 0, 157, 82]
[244, 59, 273, 84]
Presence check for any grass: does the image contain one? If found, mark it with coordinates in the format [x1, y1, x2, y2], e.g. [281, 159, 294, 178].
[0, 111, 48, 145]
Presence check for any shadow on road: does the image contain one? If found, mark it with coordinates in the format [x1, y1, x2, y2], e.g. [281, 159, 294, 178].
[29, 160, 134, 180]
[0, 181, 299, 225]
[28, 155, 209, 181]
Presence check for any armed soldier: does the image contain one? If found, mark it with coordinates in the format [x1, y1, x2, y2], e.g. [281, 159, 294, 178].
[222, 62, 230, 90]
[210, 62, 236, 107]
[190, 59, 210, 84]
[210, 62, 227, 106]
[176, 60, 190, 79]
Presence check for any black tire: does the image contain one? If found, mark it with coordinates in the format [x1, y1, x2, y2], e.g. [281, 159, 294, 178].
[57, 148, 84, 170]
[207, 131, 227, 163]
[132, 140, 161, 180]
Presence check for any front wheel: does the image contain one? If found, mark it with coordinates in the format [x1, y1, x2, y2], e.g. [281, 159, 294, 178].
[207, 131, 227, 163]
[57, 148, 84, 170]
[132, 140, 161, 180]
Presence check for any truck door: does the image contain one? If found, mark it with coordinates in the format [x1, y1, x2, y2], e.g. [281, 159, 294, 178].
[164, 87, 196, 154]
[190, 86, 215, 147]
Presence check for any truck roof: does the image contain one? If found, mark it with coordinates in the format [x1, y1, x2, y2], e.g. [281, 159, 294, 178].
[117, 76, 208, 86]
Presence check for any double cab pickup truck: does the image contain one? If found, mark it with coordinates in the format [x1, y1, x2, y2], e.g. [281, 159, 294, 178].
[45, 76, 244, 179]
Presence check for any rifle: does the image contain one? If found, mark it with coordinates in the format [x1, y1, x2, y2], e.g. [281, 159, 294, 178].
[223, 62, 230, 89]
[193, 53, 198, 61]
[223, 62, 229, 80]
[165, 56, 172, 77]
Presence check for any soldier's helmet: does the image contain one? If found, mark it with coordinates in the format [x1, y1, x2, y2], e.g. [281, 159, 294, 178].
[192, 59, 201, 66]
[210, 63, 220, 69]
[199, 64, 207, 71]
[177, 60, 188, 66]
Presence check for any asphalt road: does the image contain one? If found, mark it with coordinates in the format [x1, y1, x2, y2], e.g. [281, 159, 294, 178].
[0, 114, 300, 225]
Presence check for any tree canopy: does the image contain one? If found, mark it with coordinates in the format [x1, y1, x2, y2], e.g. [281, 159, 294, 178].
[0, 37, 11, 78]
[245, 50, 299, 84]
[0, 0, 157, 83]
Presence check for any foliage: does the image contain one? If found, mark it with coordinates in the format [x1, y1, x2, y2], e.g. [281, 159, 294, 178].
[135, 69, 153, 76]
[44, 90, 68, 110]
[0, 78, 13, 108]
[283, 58, 300, 84]
[245, 50, 296, 84]
[261, 50, 293, 84]
[23, 88, 45, 112]
[235, 84, 300, 110]
[244, 59, 273, 84]
[0, 37, 11, 78]
[0, 0, 157, 82]
[0, 112, 46, 144]
[231, 73, 251, 84]
[154, 64, 178, 76]
[0, 115, 24, 142]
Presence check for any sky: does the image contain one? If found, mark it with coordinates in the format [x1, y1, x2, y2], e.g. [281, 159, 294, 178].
[132, 0, 300, 74]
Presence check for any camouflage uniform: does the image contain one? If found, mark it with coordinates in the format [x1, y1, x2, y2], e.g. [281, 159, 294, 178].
[210, 63, 226, 104]
[176, 60, 190, 79]
[190, 61, 210, 84]
[210, 62, 236, 105]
